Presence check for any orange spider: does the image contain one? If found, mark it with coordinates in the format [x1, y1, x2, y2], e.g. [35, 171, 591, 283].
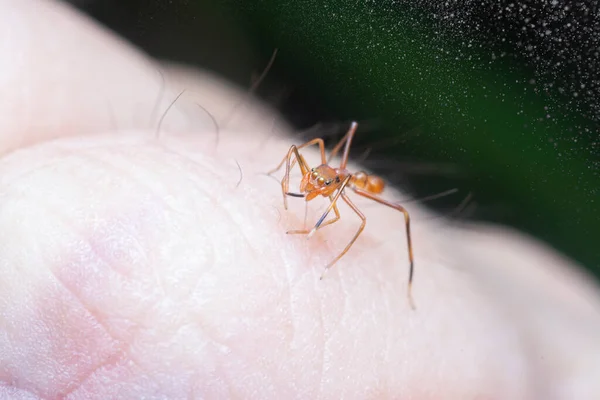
[268, 122, 416, 309]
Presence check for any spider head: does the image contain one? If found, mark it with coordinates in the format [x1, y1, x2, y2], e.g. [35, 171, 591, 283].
[300, 165, 342, 200]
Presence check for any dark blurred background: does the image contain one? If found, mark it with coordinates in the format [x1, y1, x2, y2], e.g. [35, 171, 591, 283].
[67, 0, 599, 278]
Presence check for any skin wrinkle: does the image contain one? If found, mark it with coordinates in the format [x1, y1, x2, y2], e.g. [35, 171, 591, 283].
[36, 204, 131, 338]
[37, 254, 130, 398]
[58, 141, 300, 394]
[136, 144, 283, 332]
[40, 205, 136, 336]
[213, 288, 293, 355]
[313, 246, 344, 398]
[133, 143, 223, 299]
[63, 358, 159, 400]
[178, 327, 238, 394]
[0, 143, 229, 394]
[59, 151, 158, 281]
[149, 158, 312, 396]
[25, 210, 133, 369]
[78, 148, 187, 298]
[32, 168, 154, 290]
[277, 189, 352, 398]
[147, 319, 234, 385]
[155, 298, 232, 350]
[53, 139, 224, 300]
[41, 207, 225, 396]
[60, 348, 128, 400]
[122, 213, 231, 351]
[269, 249, 304, 392]
[301, 241, 349, 397]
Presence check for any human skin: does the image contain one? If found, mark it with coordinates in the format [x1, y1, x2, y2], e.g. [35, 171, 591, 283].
[0, 1, 599, 399]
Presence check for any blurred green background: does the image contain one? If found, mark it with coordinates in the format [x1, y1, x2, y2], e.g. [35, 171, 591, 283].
[71, 0, 599, 278]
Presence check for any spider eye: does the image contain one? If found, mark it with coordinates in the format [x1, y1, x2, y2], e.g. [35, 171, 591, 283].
[311, 171, 319, 178]
[317, 177, 325, 184]
[325, 180, 332, 186]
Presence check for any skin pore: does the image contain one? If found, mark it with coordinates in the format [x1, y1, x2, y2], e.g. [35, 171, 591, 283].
[0, 1, 599, 399]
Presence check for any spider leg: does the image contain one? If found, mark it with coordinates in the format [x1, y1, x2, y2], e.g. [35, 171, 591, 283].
[319, 192, 366, 280]
[281, 145, 305, 210]
[266, 138, 327, 177]
[307, 177, 351, 238]
[266, 138, 327, 210]
[287, 197, 341, 234]
[352, 187, 416, 310]
[327, 121, 358, 169]
[314, 195, 342, 229]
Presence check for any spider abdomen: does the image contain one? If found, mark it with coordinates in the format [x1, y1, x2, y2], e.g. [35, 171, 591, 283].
[352, 172, 385, 194]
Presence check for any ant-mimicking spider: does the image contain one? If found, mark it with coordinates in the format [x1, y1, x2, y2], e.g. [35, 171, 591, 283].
[268, 121, 415, 309]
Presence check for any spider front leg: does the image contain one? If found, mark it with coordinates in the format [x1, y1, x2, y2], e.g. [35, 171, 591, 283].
[319, 192, 366, 281]
[281, 146, 308, 210]
[305, 177, 351, 238]
[267, 138, 327, 210]
[287, 196, 341, 234]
